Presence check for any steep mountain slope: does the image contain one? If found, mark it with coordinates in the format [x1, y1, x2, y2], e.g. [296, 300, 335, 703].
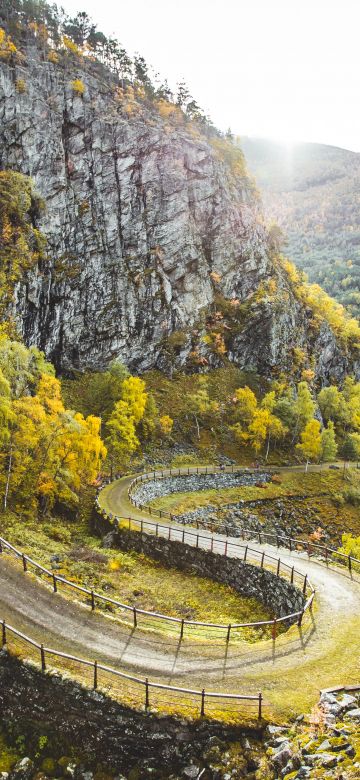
[241, 137, 360, 317]
[0, 12, 359, 383]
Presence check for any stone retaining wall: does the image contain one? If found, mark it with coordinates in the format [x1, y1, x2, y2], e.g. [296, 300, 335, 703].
[93, 512, 305, 621]
[131, 471, 271, 505]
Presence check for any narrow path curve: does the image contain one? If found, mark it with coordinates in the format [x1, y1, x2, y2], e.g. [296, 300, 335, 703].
[0, 466, 359, 718]
[98, 470, 360, 715]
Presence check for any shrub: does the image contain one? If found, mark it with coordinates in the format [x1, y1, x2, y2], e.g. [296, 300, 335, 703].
[42, 523, 72, 544]
[63, 36, 82, 56]
[108, 552, 137, 573]
[339, 533, 360, 559]
[331, 492, 345, 507]
[48, 50, 59, 64]
[71, 79, 85, 96]
[342, 486, 360, 506]
[15, 78, 26, 94]
[78, 200, 89, 216]
[0, 28, 17, 61]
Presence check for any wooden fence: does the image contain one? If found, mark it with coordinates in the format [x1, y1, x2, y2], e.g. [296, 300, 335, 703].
[124, 466, 360, 578]
[0, 619, 263, 720]
[0, 531, 314, 642]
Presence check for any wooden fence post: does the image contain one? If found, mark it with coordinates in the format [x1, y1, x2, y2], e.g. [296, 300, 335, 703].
[302, 575, 308, 595]
[22, 554, 27, 572]
[348, 556, 352, 574]
[260, 552, 265, 568]
[272, 618, 277, 641]
[52, 574, 57, 593]
[145, 678, 149, 709]
[93, 660, 98, 689]
[258, 692, 262, 720]
[133, 607, 137, 628]
[298, 609, 304, 627]
[200, 689, 205, 716]
[40, 644, 46, 671]
[244, 545, 248, 562]
[291, 566, 294, 585]
[1, 621, 6, 647]
[277, 559, 281, 577]
[91, 590, 95, 610]
[180, 619, 184, 641]
[226, 624, 231, 643]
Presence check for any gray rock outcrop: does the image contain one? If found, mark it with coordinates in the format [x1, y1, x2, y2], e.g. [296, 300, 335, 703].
[0, 38, 359, 381]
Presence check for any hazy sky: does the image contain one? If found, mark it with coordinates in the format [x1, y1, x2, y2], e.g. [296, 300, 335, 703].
[60, 0, 360, 152]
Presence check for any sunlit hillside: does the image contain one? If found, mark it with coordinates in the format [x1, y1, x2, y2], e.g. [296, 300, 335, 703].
[242, 137, 360, 318]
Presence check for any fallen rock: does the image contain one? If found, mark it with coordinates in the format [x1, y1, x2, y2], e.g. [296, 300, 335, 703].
[8, 759, 34, 780]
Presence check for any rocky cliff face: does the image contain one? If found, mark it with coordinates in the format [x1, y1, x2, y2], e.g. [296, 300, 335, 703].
[0, 40, 359, 382]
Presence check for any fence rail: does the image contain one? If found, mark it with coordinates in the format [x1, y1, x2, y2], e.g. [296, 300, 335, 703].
[124, 466, 360, 578]
[94, 512, 315, 636]
[1, 619, 263, 720]
[0, 524, 313, 643]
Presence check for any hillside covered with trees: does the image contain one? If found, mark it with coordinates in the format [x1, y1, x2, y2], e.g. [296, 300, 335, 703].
[0, 4, 360, 779]
[1, 3, 360, 384]
[241, 137, 360, 318]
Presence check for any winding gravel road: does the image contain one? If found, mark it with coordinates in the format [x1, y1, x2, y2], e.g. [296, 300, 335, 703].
[1, 467, 359, 718]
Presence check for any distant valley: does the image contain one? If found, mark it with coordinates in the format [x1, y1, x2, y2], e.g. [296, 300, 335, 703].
[242, 137, 360, 318]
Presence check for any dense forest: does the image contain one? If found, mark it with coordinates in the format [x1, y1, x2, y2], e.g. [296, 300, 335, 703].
[242, 137, 360, 318]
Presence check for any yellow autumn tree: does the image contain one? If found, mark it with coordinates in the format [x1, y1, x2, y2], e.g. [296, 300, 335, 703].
[232, 391, 286, 459]
[188, 378, 219, 440]
[0, 28, 18, 61]
[121, 376, 148, 424]
[233, 386, 258, 424]
[0, 366, 105, 514]
[159, 415, 173, 438]
[296, 419, 322, 471]
[105, 399, 140, 474]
